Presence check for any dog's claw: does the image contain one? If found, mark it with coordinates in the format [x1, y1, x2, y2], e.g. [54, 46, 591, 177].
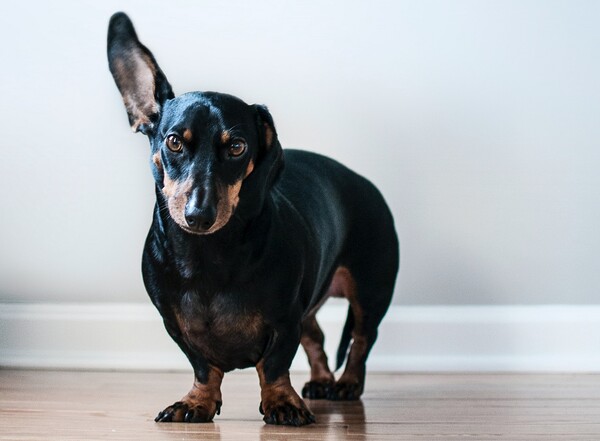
[155, 409, 173, 422]
[327, 381, 363, 401]
[302, 380, 335, 399]
[184, 409, 198, 423]
[261, 401, 315, 426]
[155, 400, 217, 423]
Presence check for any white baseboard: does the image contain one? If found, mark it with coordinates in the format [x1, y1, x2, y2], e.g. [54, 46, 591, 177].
[1, 301, 600, 372]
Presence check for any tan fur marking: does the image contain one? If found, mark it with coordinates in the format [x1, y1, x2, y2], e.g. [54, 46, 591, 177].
[302, 267, 363, 388]
[176, 307, 264, 342]
[245, 160, 255, 178]
[180, 366, 224, 419]
[263, 123, 274, 149]
[162, 174, 193, 228]
[220, 130, 231, 144]
[188, 366, 223, 403]
[332, 266, 365, 350]
[152, 152, 163, 171]
[182, 129, 193, 143]
[226, 181, 243, 210]
[256, 360, 309, 413]
[228, 311, 263, 336]
[327, 266, 367, 393]
[174, 297, 265, 369]
[327, 266, 357, 299]
[301, 316, 335, 383]
[302, 336, 332, 381]
[162, 174, 245, 235]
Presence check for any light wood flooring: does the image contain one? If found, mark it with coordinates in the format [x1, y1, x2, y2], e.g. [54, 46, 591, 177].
[1, 369, 599, 440]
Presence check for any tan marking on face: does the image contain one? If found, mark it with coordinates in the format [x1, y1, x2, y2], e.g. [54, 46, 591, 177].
[202, 180, 242, 233]
[162, 173, 193, 228]
[220, 130, 231, 145]
[162, 173, 245, 235]
[245, 159, 255, 178]
[152, 152, 163, 171]
[182, 129, 193, 143]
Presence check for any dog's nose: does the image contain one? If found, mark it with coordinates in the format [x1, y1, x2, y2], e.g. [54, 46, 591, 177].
[185, 185, 217, 231]
[185, 205, 216, 231]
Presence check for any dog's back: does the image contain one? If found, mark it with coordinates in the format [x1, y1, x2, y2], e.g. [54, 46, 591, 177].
[275, 149, 398, 301]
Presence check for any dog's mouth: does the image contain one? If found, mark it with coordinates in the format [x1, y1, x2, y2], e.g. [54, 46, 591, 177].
[178, 222, 216, 235]
[175, 217, 226, 236]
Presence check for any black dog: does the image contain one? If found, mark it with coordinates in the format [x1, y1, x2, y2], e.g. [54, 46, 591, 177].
[107, 12, 398, 426]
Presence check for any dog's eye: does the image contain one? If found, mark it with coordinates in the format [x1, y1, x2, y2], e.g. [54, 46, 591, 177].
[165, 134, 183, 152]
[228, 139, 247, 158]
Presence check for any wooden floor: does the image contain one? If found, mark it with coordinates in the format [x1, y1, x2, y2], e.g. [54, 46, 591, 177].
[1, 370, 600, 440]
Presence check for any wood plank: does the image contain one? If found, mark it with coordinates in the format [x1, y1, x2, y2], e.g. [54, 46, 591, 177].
[1, 370, 600, 440]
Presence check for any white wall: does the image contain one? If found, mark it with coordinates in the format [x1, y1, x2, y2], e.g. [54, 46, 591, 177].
[4, 302, 600, 372]
[0, 1, 598, 305]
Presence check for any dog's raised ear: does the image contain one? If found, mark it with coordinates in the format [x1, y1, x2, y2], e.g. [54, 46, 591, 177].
[107, 12, 174, 134]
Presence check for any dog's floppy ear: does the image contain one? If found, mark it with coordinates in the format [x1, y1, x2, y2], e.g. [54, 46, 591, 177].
[254, 105, 284, 189]
[107, 12, 174, 134]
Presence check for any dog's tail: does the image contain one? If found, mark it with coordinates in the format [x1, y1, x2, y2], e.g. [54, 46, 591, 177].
[335, 305, 354, 370]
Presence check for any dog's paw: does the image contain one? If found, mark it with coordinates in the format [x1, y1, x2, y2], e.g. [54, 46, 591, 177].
[259, 398, 315, 426]
[302, 380, 335, 399]
[327, 380, 363, 401]
[155, 399, 221, 423]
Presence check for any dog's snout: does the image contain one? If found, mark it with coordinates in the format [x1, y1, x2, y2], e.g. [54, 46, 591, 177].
[185, 187, 217, 231]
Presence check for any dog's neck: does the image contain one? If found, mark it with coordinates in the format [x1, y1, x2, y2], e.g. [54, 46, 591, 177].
[151, 186, 272, 282]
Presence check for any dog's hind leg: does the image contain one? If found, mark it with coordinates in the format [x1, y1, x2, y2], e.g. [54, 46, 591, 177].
[328, 262, 396, 401]
[300, 315, 335, 399]
[329, 300, 370, 400]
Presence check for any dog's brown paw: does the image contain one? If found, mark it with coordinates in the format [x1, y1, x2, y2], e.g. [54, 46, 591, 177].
[155, 399, 221, 423]
[259, 398, 315, 426]
[302, 380, 334, 399]
[327, 380, 363, 401]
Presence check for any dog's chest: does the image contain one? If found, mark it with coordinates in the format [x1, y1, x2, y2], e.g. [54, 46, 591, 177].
[174, 291, 266, 369]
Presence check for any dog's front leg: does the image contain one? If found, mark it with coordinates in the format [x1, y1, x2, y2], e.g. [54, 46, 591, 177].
[256, 326, 316, 426]
[155, 321, 223, 423]
[155, 366, 223, 423]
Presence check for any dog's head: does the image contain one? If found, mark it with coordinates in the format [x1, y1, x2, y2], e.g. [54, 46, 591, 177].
[107, 12, 282, 235]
